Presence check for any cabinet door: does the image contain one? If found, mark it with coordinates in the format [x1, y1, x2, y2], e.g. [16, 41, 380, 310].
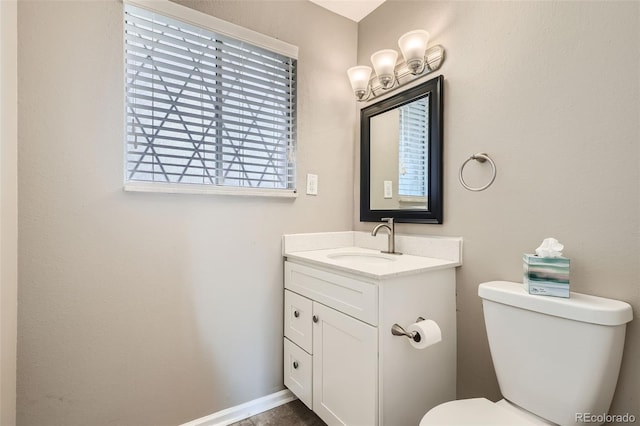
[312, 303, 378, 426]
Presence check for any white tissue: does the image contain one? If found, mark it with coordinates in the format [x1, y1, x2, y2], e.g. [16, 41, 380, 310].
[535, 237, 564, 258]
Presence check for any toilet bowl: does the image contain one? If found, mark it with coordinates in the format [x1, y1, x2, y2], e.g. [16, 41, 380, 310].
[420, 398, 551, 425]
[419, 281, 633, 426]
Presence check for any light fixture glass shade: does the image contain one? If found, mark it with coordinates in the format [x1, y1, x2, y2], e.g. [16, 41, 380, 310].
[370, 49, 398, 89]
[398, 30, 430, 74]
[347, 65, 372, 100]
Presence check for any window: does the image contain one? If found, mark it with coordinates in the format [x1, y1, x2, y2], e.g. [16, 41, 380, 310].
[397, 96, 428, 200]
[124, 1, 297, 195]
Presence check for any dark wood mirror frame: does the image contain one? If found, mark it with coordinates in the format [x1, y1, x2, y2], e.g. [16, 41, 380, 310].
[360, 75, 444, 224]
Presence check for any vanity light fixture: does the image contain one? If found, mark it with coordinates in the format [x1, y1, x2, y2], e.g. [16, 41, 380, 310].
[347, 29, 444, 102]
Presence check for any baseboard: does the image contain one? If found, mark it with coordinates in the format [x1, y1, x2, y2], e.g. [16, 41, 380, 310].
[180, 389, 297, 426]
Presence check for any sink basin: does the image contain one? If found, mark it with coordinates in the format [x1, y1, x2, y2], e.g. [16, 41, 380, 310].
[327, 252, 397, 264]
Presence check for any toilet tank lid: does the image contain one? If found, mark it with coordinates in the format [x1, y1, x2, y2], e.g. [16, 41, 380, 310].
[478, 281, 633, 326]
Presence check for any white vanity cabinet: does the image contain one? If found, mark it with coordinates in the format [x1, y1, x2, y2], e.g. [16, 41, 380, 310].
[284, 262, 378, 425]
[283, 257, 457, 426]
[284, 289, 377, 425]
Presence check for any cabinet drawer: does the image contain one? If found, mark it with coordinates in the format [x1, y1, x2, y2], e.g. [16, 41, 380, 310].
[284, 290, 313, 353]
[285, 261, 378, 326]
[284, 338, 312, 410]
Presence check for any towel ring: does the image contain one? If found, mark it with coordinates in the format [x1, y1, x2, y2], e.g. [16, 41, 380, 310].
[459, 153, 496, 192]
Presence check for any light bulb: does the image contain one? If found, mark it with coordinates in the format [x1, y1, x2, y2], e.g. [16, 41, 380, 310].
[370, 49, 398, 89]
[398, 30, 430, 74]
[347, 65, 372, 101]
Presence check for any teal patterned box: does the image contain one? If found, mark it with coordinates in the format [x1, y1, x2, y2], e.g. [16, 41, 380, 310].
[523, 254, 570, 298]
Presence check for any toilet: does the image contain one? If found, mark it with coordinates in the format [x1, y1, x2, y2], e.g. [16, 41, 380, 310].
[420, 281, 633, 426]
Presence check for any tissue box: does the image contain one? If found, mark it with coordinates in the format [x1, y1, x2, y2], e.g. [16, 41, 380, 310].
[523, 254, 570, 298]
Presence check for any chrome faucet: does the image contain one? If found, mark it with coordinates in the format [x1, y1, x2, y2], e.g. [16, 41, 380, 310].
[371, 217, 402, 255]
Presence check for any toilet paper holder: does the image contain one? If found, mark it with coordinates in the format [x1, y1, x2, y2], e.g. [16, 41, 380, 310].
[391, 317, 425, 342]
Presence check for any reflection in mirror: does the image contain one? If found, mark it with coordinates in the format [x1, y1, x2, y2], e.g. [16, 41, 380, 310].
[361, 75, 443, 223]
[370, 97, 428, 210]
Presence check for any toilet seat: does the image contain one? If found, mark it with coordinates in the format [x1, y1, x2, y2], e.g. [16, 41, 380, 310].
[419, 398, 544, 426]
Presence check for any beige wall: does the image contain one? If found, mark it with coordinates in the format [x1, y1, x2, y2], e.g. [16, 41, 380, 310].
[17, 1, 356, 425]
[1, 1, 18, 425]
[370, 108, 399, 209]
[356, 0, 640, 418]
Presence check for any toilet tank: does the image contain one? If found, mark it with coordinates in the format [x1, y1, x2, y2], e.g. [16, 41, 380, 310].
[478, 281, 633, 426]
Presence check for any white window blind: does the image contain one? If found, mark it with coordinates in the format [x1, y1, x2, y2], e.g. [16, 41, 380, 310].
[124, 3, 297, 194]
[398, 96, 428, 198]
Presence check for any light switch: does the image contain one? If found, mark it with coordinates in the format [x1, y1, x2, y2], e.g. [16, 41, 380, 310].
[306, 174, 318, 195]
[384, 180, 393, 199]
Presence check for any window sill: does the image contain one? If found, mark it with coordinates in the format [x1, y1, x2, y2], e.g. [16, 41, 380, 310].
[399, 196, 427, 203]
[124, 181, 298, 198]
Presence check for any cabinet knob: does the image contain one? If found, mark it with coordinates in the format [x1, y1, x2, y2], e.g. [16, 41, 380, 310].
[294, 310, 300, 318]
[312, 315, 319, 323]
[293, 361, 299, 369]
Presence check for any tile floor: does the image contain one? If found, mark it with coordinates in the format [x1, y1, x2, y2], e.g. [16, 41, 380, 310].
[229, 399, 326, 426]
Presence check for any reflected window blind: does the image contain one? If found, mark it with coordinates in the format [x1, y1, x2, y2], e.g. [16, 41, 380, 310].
[398, 96, 428, 197]
[124, 4, 297, 190]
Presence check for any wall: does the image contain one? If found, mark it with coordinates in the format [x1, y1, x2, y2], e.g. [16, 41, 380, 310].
[370, 108, 399, 209]
[356, 0, 640, 419]
[17, 1, 356, 425]
[0, 1, 18, 425]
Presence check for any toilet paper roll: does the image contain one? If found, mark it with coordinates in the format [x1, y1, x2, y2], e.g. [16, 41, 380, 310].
[407, 319, 442, 350]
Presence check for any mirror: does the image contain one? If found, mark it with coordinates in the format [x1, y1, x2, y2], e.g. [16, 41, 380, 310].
[360, 75, 443, 224]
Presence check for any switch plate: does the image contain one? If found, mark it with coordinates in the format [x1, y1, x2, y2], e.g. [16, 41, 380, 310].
[384, 180, 393, 199]
[306, 174, 318, 195]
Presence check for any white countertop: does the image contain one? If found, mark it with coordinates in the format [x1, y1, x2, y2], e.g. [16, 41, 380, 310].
[284, 246, 459, 279]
